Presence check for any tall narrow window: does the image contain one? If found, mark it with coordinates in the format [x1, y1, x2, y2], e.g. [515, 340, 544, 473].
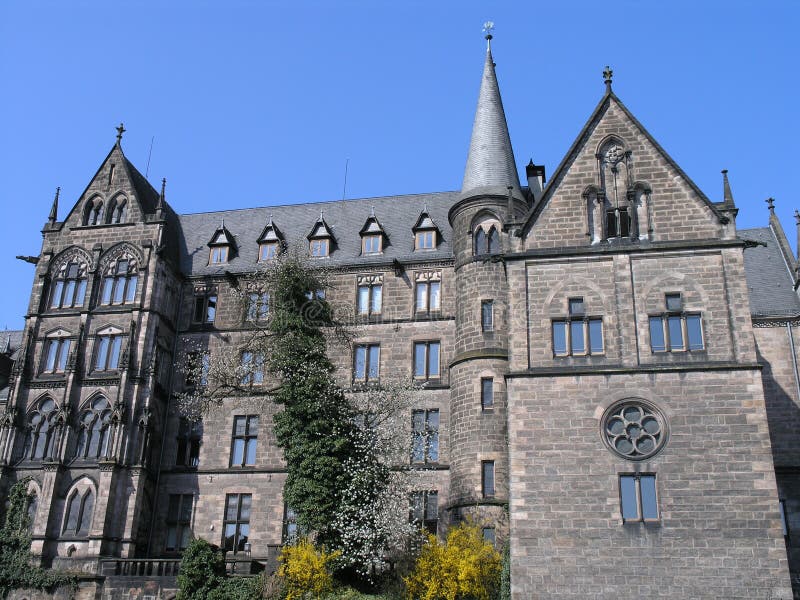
[552, 297, 604, 357]
[100, 259, 138, 305]
[487, 227, 500, 253]
[649, 293, 704, 353]
[411, 409, 439, 464]
[165, 494, 194, 552]
[619, 473, 659, 522]
[94, 335, 123, 371]
[481, 378, 494, 410]
[415, 276, 441, 313]
[482, 461, 495, 498]
[356, 278, 382, 316]
[230, 415, 259, 467]
[50, 261, 87, 309]
[193, 293, 218, 324]
[74, 397, 112, 460]
[64, 489, 94, 535]
[42, 338, 71, 374]
[240, 352, 265, 386]
[23, 399, 56, 460]
[354, 344, 380, 382]
[409, 491, 438, 535]
[246, 292, 269, 322]
[109, 198, 127, 224]
[606, 206, 630, 239]
[413, 341, 440, 380]
[283, 505, 298, 543]
[482, 527, 496, 546]
[176, 419, 201, 467]
[481, 300, 494, 332]
[223, 494, 252, 554]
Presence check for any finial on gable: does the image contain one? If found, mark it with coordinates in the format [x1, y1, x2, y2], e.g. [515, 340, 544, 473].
[115, 123, 126, 144]
[48, 186, 60, 224]
[766, 197, 775, 214]
[157, 178, 166, 212]
[603, 66, 613, 93]
[721, 169, 735, 207]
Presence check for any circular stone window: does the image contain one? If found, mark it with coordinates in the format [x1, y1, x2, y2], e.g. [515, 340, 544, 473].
[601, 399, 668, 461]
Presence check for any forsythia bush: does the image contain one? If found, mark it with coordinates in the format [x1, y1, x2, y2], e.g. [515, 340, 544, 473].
[404, 523, 501, 600]
[278, 537, 340, 600]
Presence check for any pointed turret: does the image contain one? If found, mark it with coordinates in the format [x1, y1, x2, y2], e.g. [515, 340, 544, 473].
[460, 29, 522, 202]
[722, 169, 735, 207]
[48, 187, 60, 224]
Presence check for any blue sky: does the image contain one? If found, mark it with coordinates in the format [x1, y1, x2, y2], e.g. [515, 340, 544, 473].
[0, 1, 798, 329]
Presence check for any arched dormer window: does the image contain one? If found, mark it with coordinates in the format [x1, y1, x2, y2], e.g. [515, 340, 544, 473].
[23, 398, 57, 460]
[100, 254, 138, 305]
[64, 487, 94, 535]
[107, 196, 128, 224]
[49, 254, 89, 309]
[75, 397, 112, 460]
[83, 197, 104, 226]
[472, 214, 502, 256]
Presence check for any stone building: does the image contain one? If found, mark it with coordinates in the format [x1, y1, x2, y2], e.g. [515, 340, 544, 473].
[0, 35, 798, 598]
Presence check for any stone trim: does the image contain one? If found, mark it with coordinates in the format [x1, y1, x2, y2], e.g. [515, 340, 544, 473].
[449, 348, 509, 368]
[506, 361, 762, 378]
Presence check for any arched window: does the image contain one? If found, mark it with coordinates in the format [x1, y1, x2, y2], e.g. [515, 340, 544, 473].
[26, 491, 38, 529]
[100, 256, 138, 305]
[83, 198, 104, 226]
[75, 397, 112, 460]
[64, 488, 94, 535]
[108, 197, 127, 224]
[473, 222, 501, 256]
[487, 226, 500, 254]
[23, 398, 56, 460]
[49, 260, 88, 309]
[474, 229, 486, 255]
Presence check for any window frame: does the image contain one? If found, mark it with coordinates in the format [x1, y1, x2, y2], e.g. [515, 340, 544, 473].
[41, 337, 72, 374]
[413, 341, 441, 381]
[100, 259, 138, 306]
[309, 238, 330, 257]
[481, 300, 494, 332]
[222, 493, 252, 554]
[648, 293, 704, 353]
[209, 246, 229, 265]
[192, 293, 218, 324]
[230, 415, 259, 467]
[356, 282, 383, 316]
[245, 292, 269, 323]
[240, 351, 266, 386]
[63, 488, 94, 536]
[176, 419, 201, 468]
[482, 460, 495, 498]
[481, 378, 494, 411]
[552, 297, 604, 357]
[619, 473, 659, 524]
[165, 494, 194, 553]
[361, 234, 382, 255]
[415, 230, 436, 251]
[353, 343, 381, 383]
[49, 261, 87, 309]
[409, 490, 439, 536]
[258, 242, 279, 262]
[411, 409, 440, 464]
[415, 279, 441, 314]
[93, 334, 123, 372]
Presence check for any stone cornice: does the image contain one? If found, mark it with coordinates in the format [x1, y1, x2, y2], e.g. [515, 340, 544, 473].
[506, 361, 762, 378]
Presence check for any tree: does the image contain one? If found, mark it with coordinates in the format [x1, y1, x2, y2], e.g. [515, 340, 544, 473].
[0, 478, 76, 598]
[404, 522, 502, 600]
[176, 538, 226, 599]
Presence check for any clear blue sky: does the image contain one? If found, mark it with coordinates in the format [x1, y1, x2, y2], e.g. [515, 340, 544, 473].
[1, 1, 798, 329]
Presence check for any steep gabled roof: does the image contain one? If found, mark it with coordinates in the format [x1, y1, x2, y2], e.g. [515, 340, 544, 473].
[412, 208, 439, 232]
[257, 216, 285, 244]
[208, 222, 237, 248]
[359, 208, 387, 237]
[521, 89, 725, 236]
[740, 227, 800, 318]
[307, 213, 335, 240]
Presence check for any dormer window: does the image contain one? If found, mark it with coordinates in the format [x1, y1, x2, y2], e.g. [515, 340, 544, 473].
[207, 222, 236, 265]
[362, 235, 381, 254]
[412, 208, 440, 251]
[360, 210, 387, 255]
[257, 216, 285, 261]
[307, 213, 335, 258]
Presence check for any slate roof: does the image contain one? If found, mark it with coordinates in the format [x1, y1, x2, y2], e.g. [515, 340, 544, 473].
[177, 192, 458, 276]
[740, 227, 800, 318]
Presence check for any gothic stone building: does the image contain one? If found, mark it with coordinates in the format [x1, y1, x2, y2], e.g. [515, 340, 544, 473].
[0, 40, 798, 599]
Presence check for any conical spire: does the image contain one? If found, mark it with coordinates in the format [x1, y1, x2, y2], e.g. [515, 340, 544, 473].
[721, 169, 735, 207]
[48, 187, 60, 224]
[461, 30, 522, 200]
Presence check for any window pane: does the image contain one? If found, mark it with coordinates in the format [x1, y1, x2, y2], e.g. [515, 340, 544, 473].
[224, 524, 237, 551]
[180, 496, 193, 522]
[606, 210, 617, 238]
[481, 379, 493, 409]
[482, 462, 495, 497]
[649, 317, 665, 352]
[668, 316, 684, 350]
[225, 496, 239, 521]
[126, 276, 137, 303]
[357, 286, 369, 314]
[64, 281, 76, 306]
[248, 416, 259, 433]
[368, 345, 380, 379]
[430, 282, 441, 310]
[232, 439, 244, 465]
[414, 344, 426, 377]
[240, 494, 252, 520]
[415, 283, 427, 311]
[568, 298, 584, 316]
[113, 277, 125, 303]
[75, 280, 87, 306]
[180, 526, 191, 549]
[640, 475, 658, 520]
[620, 475, 638, 521]
[66, 494, 80, 531]
[570, 320, 585, 354]
[95, 338, 108, 370]
[371, 285, 382, 313]
[58, 340, 71, 371]
[618, 208, 630, 237]
[166, 527, 177, 550]
[482, 301, 493, 331]
[425, 492, 438, 521]
[412, 411, 424, 433]
[245, 439, 257, 466]
[45, 341, 58, 371]
[488, 228, 500, 253]
[79, 492, 94, 533]
[686, 315, 703, 350]
[109, 337, 122, 369]
[428, 343, 440, 377]
[589, 319, 604, 354]
[474, 229, 486, 254]
[51, 281, 64, 308]
[553, 321, 567, 355]
[482, 527, 496, 545]
[354, 346, 366, 379]
[428, 432, 439, 462]
[206, 296, 217, 322]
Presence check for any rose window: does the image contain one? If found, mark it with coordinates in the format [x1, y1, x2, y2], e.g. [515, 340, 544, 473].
[602, 400, 667, 460]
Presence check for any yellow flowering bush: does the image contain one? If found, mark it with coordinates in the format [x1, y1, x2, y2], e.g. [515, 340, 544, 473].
[404, 523, 501, 600]
[278, 537, 340, 600]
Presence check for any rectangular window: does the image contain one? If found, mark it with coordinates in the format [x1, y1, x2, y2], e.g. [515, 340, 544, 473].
[411, 409, 439, 464]
[209, 246, 229, 264]
[223, 494, 252, 554]
[240, 352, 265, 386]
[259, 242, 278, 261]
[354, 344, 380, 382]
[482, 461, 495, 498]
[649, 294, 704, 353]
[606, 207, 630, 239]
[415, 231, 435, 250]
[165, 494, 193, 552]
[193, 294, 217, 324]
[619, 473, 659, 522]
[362, 234, 382, 254]
[481, 378, 494, 410]
[552, 319, 603, 356]
[42, 338, 71, 374]
[310, 239, 329, 257]
[94, 335, 123, 371]
[357, 284, 382, 316]
[481, 300, 494, 332]
[409, 491, 438, 535]
[176, 419, 201, 467]
[482, 527, 496, 546]
[414, 341, 440, 380]
[230, 415, 259, 467]
[415, 280, 441, 313]
[283, 505, 298, 543]
[246, 292, 269, 322]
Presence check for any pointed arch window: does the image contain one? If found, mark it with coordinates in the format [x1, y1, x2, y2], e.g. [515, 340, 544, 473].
[50, 261, 87, 309]
[64, 488, 94, 535]
[74, 397, 113, 460]
[108, 197, 128, 224]
[23, 398, 56, 460]
[473, 221, 501, 256]
[83, 198, 104, 226]
[100, 257, 138, 305]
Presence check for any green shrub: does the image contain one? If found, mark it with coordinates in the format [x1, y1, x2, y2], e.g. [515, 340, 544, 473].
[176, 538, 226, 599]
